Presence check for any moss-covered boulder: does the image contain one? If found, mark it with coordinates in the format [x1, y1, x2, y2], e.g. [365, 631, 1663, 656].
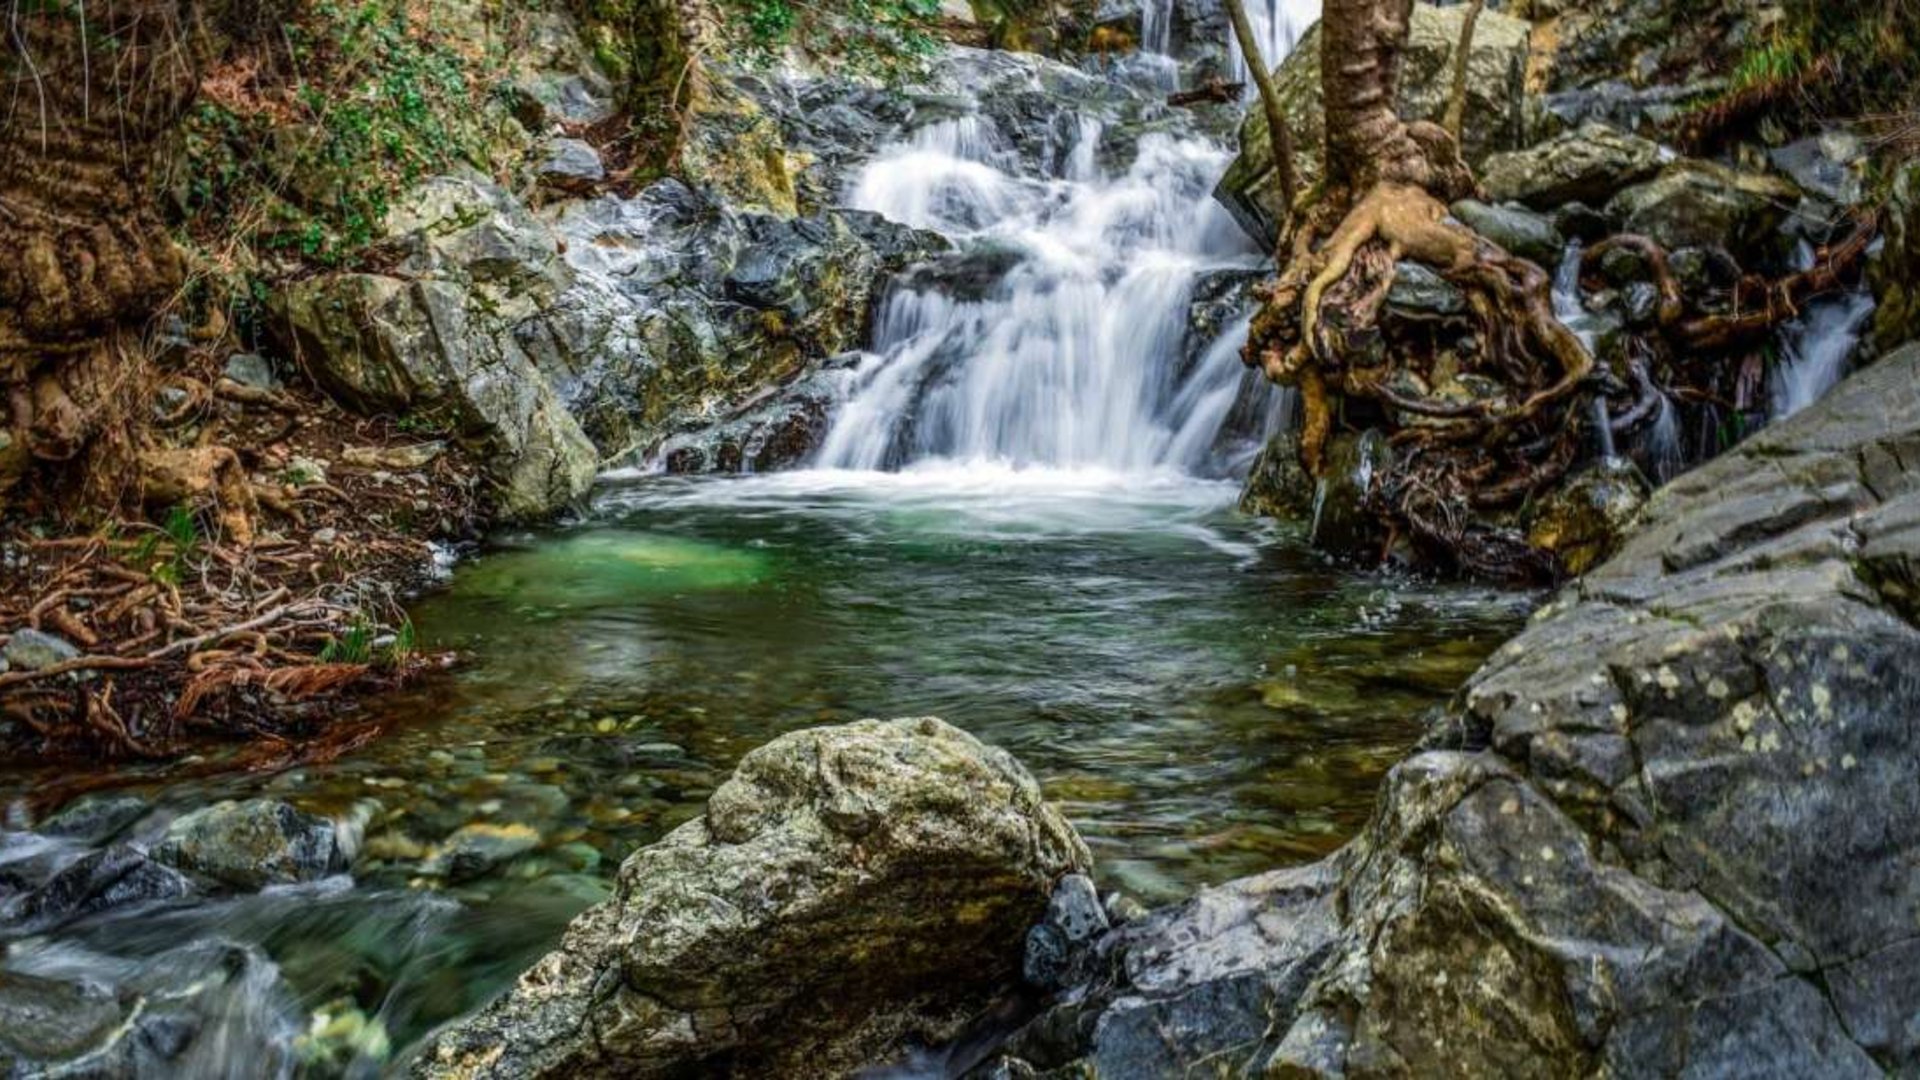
[415, 717, 1089, 1079]
[1872, 160, 1920, 354]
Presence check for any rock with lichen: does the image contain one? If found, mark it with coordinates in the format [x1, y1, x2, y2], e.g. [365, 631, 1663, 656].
[413, 716, 1089, 1079]
[981, 343, 1920, 1077]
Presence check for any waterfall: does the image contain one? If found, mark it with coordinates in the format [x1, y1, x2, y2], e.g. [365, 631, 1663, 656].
[816, 84, 1267, 474]
[1770, 291, 1876, 419]
[1227, 0, 1322, 87]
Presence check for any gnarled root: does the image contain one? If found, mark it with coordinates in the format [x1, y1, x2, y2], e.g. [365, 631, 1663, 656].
[1248, 176, 1596, 485]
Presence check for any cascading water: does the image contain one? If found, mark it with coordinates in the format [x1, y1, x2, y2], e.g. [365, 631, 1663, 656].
[816, 79, 1273, 475]
[1228, 0, 1322, 87]
[1771, 290, 1877, 419]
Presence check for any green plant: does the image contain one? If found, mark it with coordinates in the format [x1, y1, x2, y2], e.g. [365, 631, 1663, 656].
[131, 504, 204, 586]
[178, 0, 488, 267]
[319, 619, 374, 664]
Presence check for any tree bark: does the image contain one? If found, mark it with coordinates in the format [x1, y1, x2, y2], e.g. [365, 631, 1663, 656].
[1, 2, 213, 516]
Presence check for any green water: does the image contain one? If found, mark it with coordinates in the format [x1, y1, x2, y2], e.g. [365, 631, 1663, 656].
[0, 466, 1528, 1072]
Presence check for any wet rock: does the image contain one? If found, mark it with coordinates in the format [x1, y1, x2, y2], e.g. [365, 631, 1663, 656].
[1608, 160, 1801, 263]
[1479, 122, 1664, 209]
[535, 137, 605, 192]
[1022, 873, 1109, 990]
[656, 372, 837, 475]
[2, 629, 79, 672]
[423, 822, 542, 884]
[1215, 3, 1531, 246]
[1309, 430, 1392, 562]
[152, 799, 340, 890]
[1524, 458, 1648, 575]
[1238, 430, 1314, 521]
[1450, 199, 1565, 266]
[1552, 201, 1616, 245]
[0, 941, 295, 1076]
[540, 188, 944, 461]
[37, 794, 151, 845]
[416, 717, 1089, 1078]
[991, 343, 1920, 1077]
[2, 843, 192, 927]
[1621, 280, 1662, 328]
[0, 970, 141, 1067]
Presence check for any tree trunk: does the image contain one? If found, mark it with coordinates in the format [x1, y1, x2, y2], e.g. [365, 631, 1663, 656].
[2, 2, 205, 510]
[1319, 0, 1420, 190]
[1, 3, 196, 360]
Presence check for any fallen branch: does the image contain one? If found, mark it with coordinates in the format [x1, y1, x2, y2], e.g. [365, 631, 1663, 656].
[1167, 79, 1246, 107]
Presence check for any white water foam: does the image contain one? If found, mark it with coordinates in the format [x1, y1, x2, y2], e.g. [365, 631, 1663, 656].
[819, 103, 1266, 474]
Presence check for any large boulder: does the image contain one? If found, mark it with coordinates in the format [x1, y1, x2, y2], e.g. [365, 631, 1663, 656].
[1607, 159, 1803, 262]
[1214, 3, 1531, 247]
[415, 717, 1090, 1078]
[273, 173, 599, 522]
[1478, 121, 1665, 209]
[986, 343, 1920, 1076]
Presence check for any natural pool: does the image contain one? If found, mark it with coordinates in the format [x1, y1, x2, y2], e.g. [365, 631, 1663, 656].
[0, 466, 1529, 1073]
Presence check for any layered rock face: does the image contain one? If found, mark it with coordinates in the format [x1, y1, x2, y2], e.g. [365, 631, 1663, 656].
[414, 717, 1089, 1078]
[985, 344, 1920, 1076]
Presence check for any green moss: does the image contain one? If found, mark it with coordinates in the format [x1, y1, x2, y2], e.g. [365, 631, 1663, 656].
[175, 0, 495, 268]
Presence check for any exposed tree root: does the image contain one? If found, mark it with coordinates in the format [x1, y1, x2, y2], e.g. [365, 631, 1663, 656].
[1236, 0, 1881, 582]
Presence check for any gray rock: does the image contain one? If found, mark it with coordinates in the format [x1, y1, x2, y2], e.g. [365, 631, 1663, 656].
[151, 799, 340, 890]
[1450, 199, 1566, 266]
[0, 941, 292, 1076]
[415, 717, 1089, 1078]
[1214, 3, 1532, 246]
[1238, 430, 1315, 521]
[3, 843, 193, 928]
[1608, 160, 1802, 261]
[36, 794, 151, 845]
[1385, 260, 1468, 319]
[1479, 122, 1664, 209]
[221, 352, 279, 391]
[273, 173, 598, 521]
[1310, 429, 1393, 561]
[536, 137, 605, 191]
[991, 343, 1920, 1077]
[1023, 873, 1109, 989]
[0, 970, 141, 1066]
[1769, 131, 1867, 207]
[2, 628, 79, 672]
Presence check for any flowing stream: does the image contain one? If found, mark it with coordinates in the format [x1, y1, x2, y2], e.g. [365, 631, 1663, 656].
[0, 24, 1535, 1078]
